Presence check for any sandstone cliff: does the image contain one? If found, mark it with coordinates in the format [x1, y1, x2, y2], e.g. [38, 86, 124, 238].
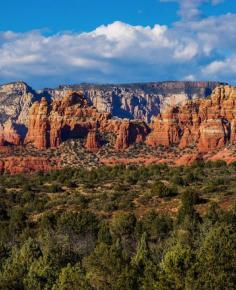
[0, 81, 236, 174]
[24, 91, 149, 150]
[0, 81, 39, 125]
[0, 81, 224, 128]
[146, 85, 236, 152]
[85, 130, 101, 151]
[43, 81, 223, 122]
[0, 120, 22, 146]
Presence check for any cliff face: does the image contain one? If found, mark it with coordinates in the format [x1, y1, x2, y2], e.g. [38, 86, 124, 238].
[85, 130, 101, 152]
[25, 92, 108, 149]
[24, 91, 149, 150]
[146, 85, 236, 152]
[0, 82, 235, 154]
[0, 81, 38, 125]
[1, 81, 236, 174]
[0, 82, 39, 146]
[0, 81, 224, 128]
[44, 81, 223, 122]
[0, 120, 22, 146]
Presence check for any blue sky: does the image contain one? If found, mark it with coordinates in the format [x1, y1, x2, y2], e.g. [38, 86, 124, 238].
[1, 0, 235, 33]
[0, 0, 236, 87]
[0, 0, 178, 32]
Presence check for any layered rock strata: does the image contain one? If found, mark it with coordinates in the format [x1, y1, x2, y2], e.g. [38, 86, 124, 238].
[46, 81, 223, 122]
[24, 91, 149, 150]
[1, 84, 236, 174]
[0, 156, 59, 174]
[146, 85, 236, 152]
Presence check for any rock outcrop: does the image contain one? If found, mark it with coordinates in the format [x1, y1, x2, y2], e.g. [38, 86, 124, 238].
[1, 81, 236, 174]
[25, 92, 107, 149]
[24, 91, 149, 150]
[0, 81, 39, 147]
[85, 130, 101, 151]
[147, 85, 236, 152]
[0, 120, 22, 146]
[2, 84, 236, 155]
[0, 156, 59, 174]
[0, 81, 38, 125]
[113, 120, 150, 150]
[44, 81, 223, 122]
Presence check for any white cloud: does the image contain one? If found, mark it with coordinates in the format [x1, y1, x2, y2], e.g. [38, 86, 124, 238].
[203, 60, 226, 74]
[0, 11, 235, 87]
[203, 56, 236, 76]
[160, 0, 224, 20]
[174, 42, 199, 60]
[184, 74, 196, 81]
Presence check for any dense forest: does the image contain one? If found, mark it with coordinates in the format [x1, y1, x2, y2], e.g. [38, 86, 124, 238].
[0, 161, 235, 289]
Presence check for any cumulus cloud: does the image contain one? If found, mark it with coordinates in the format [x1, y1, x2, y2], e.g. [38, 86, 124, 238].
[0, 9, 235, 87]
[203, 56, 236, 78]
[160, 0, 224, 20]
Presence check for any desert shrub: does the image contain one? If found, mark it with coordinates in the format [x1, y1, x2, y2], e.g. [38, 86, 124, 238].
[136, 210, 173, 241]
[203, 178, 227, 194]
[22, 183, 32, 192]
[211, 177, 226, 186]
[213, 160, 227, 168]
[150, 181, 177, 198]
[57, 211, 99, 235]
[49, 183, 63, 193]
[230, 161, 236, 168]
[65, 180, 77, 188]
[110, 212, 136, 238]
[182, 172, 199, 185]
[205, 160, 227, 168]
[9, 208, 27, 233]
[177, 191, 201, 225]
[22, 191, 35, 203]
[172, 175, 185, 186]
[181, 190, 200, 206]
[97, 221, 112, 244]
[67, 194, 89, 208]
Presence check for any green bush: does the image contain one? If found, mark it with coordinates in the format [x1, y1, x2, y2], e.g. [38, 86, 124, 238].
[49, 183, 63, 193]
[0, 163, 234, 290]
[150, 181, 177, 198]
[110, 212, 136, 237]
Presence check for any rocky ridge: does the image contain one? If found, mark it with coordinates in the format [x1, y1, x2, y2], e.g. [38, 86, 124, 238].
[0, 80, 223, 137]
[44, 81, 223, 122]
[146, 85, 236, 153]
[23, 91, 148, 150]
[0, 82, 236, 174]
[0, 81, 39, 125]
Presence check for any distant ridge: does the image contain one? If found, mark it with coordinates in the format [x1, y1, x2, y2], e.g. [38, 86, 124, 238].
[0, 80, 226, 123]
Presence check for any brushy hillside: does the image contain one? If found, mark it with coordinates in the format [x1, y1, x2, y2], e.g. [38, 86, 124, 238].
[0, 161, 235, 289]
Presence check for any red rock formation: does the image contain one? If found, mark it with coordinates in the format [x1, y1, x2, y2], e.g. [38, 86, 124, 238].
[25, 92, 108, 149]
[2, 85, 236, 172]
[115, 122, 130, 150]
[0, 156, 59, 174]
[24, 97, 50, 149]
[175, 153, 202, 166]
[85, 130, 100, 151]
[0, 121, 22, 146]
[114, 120, 150, 150]
[146, 107, 181, 147]
[207, 148, 236, 164]
[25, 91, 149, 150]
[147, 85, 236, 153]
